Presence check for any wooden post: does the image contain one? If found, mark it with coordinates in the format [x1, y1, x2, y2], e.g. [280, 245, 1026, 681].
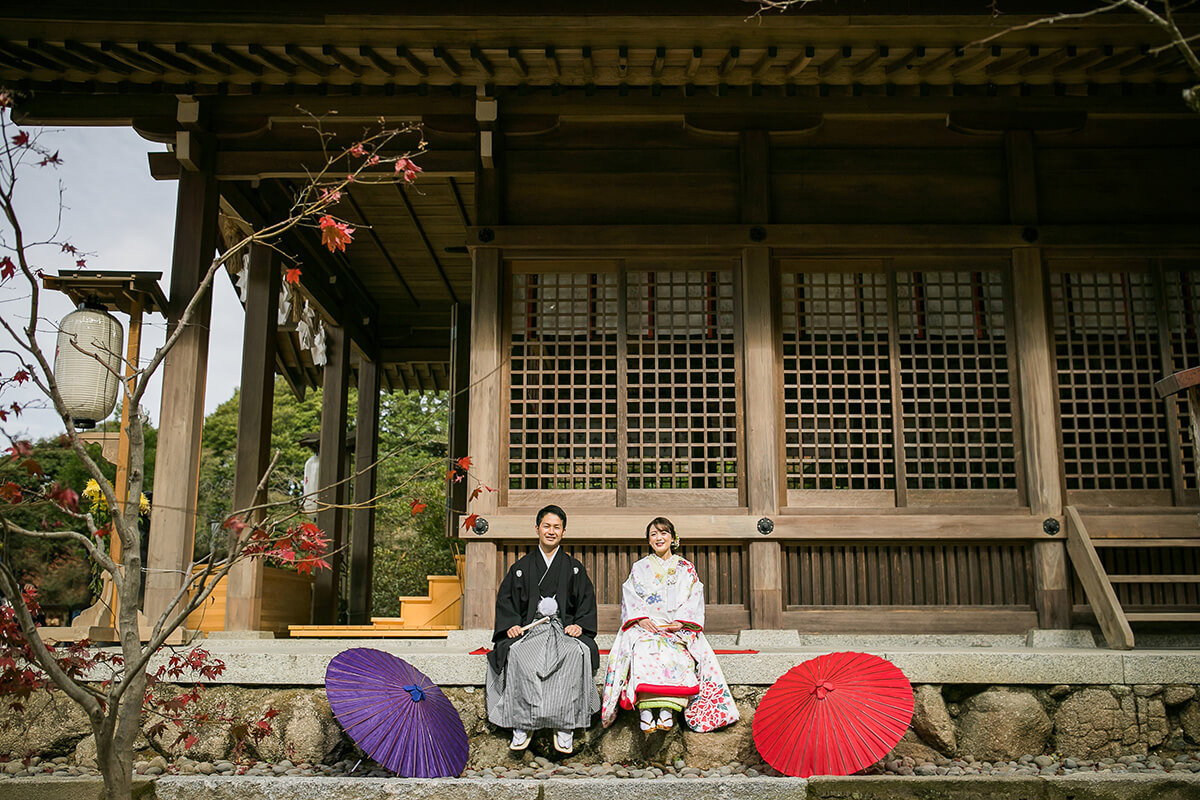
[445, 303, 470, 538]
[348, 354, 380, 625]
[225, 244, 280, 631]
[311, 324, 350, 624]
[463, 247, 503, 629]
[144, 131, 218, 625]
[740, 127, 784, 629]
[1006, 130, 1070, 629]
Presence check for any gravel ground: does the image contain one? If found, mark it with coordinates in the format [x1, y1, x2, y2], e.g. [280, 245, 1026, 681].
[2, 751, 1200, 780]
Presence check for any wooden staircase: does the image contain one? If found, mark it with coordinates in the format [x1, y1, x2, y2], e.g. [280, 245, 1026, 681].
[289, 554, 464, 638]
[1065, 506, 1200, 649]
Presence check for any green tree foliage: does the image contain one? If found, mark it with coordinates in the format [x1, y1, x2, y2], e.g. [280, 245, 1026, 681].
[193, 379, 454, 616]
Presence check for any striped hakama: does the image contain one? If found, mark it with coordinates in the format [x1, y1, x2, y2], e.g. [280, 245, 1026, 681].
[486, 617, 600, 730]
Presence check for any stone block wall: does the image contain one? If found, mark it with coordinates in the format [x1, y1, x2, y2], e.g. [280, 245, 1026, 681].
[1, 683, 1198, 769]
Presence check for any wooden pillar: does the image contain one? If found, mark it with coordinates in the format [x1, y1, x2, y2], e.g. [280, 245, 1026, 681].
[347, 354, 380, 625]
[144, 128, 218, 625]
[463, 248, 503, 630]
[740, 128, 784, 629]
[311, 324, 350, 624]
[446, 303, 470, 538]
[225, 244, 280, 631]
[1007, 130, 1070, 629]
[462, 107, 503, 631]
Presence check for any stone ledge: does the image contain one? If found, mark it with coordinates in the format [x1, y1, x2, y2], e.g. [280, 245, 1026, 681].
[0, 776, 155, 800]
[169, 639, 1200, 686]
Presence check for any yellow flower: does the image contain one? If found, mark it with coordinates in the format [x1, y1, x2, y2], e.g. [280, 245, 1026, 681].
[138, 494, 151, 515]
[83, 479, 105, 508]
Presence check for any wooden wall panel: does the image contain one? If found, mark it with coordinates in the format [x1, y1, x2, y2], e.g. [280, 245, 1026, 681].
[782, 543, 1035, 607]
[771, 148, 1007, 224]
[1037, 148, 1200, 225]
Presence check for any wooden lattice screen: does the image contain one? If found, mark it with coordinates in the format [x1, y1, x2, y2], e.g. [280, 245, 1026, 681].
[508, 261, 739, 507]
[1049, 261, 1200, 504]
[782, 259, 1019, 507]
[1070, 545, 1200, 610]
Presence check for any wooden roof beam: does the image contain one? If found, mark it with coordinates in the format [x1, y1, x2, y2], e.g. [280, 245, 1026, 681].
[63, 40, 132, 74]
[949, 45, 1001, 77]
[884, 46, 924, 77]
[817, 47, 852, 78]
[1085, 45, 1145, 76]
[750, 46, 778, 79]
[581, 46, 594, 80]
[283, 44, 332, 77]
[785, 46, 815, 78]
[434, 46, 462, 78]
[397, 46, 428, 78]
[175, 42, 231, 74]
[470, 46, 494, 78]
[1019, 46, 1074, 76]
[850, 46, 887, 77]
[916, 46, 962, 77]
[686, 46, 702, 79]
[136, 41, 198, 74]
[354, 46, 390, 77]
[1053, 46, 1111, 76]
[652, 46, 666, 79]
[508, 47, 528, 78]
[0, 44, 33, 71]
[986, 46, 1037, 78]
[719, 46, 740, 78]
[101, 41, 166, 74]
[618, 46, 630, 79]
[342, 193, 420, 307]
[543, 47, 559, 79]
[248, 44, 296, 76]
[1, 39, 69, 72]
[210, 43, 263, 75]
[27, 39, 98, 73]
[394, 183, 460, 304]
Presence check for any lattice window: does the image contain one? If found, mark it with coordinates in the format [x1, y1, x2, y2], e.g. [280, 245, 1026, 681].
[895, 271, 1018, 491]
[626, 270, 738, 490]
[509, 272, 618, 490]
[782, 270, 894, 490]
[1165, 266, 1200, 496]
[1050, 270, 1170, 492]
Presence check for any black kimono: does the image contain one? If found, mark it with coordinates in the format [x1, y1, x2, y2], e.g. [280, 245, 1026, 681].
[488, 548, 600, 674]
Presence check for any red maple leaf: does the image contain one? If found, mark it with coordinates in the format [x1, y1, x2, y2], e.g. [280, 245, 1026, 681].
[38, 151, 61, 167]
[11, 370, 28, 384]
[456, 456, 472, 472]
[318, 215, 354, 253]
[462, 513, 480, 532]
[410, 499, 427, 515]
[48, 483, 78, 512]
[284, 267, 302, 285]
[10, 131, 28, 147]
[75, 259, 86, 268]
[470, 486, 483, 502]
[0, 257, 14, 280]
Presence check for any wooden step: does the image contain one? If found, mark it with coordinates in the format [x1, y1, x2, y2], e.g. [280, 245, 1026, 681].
[1124, 612, 1200, 623]
[1108, 574, 1200, 583]
[287, 624, 454, 638]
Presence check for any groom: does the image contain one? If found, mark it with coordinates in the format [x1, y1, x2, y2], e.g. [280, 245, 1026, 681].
[486, 504, 600, 754]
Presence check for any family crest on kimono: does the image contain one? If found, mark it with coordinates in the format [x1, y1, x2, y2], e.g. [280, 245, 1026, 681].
[600, 517, 739, 733]
[486, 505, 600, 754]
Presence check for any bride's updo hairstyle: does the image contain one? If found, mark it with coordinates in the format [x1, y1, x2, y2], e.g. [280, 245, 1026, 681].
[646, 517, 680, 551]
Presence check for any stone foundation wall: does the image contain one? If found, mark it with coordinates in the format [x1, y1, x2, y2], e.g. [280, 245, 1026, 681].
[3, 683, 1199, 769]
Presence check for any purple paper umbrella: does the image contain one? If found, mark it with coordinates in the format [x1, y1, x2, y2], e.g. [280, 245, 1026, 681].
[325, 648, 468, 777]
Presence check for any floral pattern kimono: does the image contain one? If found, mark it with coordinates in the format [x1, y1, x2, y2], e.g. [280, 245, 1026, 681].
[600, 554, 738, 732]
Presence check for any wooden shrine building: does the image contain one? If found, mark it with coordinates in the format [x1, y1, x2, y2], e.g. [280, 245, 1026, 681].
[2, 1, 1199, 645]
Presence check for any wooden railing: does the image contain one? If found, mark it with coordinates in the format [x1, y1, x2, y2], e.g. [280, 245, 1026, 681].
[1064, 506, 1200, 649]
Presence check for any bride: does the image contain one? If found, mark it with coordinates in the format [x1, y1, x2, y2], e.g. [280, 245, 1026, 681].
[600, 517, 738, 733]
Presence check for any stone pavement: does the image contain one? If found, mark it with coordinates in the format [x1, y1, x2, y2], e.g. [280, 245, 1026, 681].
[4, 773, 1200, 800]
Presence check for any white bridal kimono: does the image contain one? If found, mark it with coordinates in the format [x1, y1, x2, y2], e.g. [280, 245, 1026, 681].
[600, 554, 738, 732]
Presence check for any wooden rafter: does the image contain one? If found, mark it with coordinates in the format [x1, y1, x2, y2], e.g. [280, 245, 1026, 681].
[949, 45, 1001, 76]
[434, 46, 462, 78]
[394, 183, 460, 304]
[356, 46, 391, 76]
[785, 46, 815, 78]
[817, 46, 852, 78]
[63, 40, 132, 74]
[508, 46, 528, 78]
[884, 46, 924, 76]
[248, 44, 296, 75]
[175, 42, 231, 74]
[136, 41, 197, 73]
[470, 46, 494, 77]
[100, 41, 166, 74]
[284, 44, 332, 76]
[397, 46, 428, 78]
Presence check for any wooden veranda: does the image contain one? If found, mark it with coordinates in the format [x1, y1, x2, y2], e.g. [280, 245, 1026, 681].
[3, 1, 1198, 643]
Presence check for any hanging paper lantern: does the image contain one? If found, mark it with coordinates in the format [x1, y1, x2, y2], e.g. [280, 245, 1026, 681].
[53, 304, 124, 429]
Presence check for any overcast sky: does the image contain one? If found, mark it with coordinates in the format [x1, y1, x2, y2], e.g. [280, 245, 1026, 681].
[1, 126, 245, 442]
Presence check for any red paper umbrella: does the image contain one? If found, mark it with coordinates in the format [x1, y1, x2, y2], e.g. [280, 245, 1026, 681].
[752, 651, 913, 778]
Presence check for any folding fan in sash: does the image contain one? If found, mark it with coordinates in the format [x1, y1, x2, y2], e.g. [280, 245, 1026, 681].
[752, 651, 913, 778]
[325, 648, 468, 777]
